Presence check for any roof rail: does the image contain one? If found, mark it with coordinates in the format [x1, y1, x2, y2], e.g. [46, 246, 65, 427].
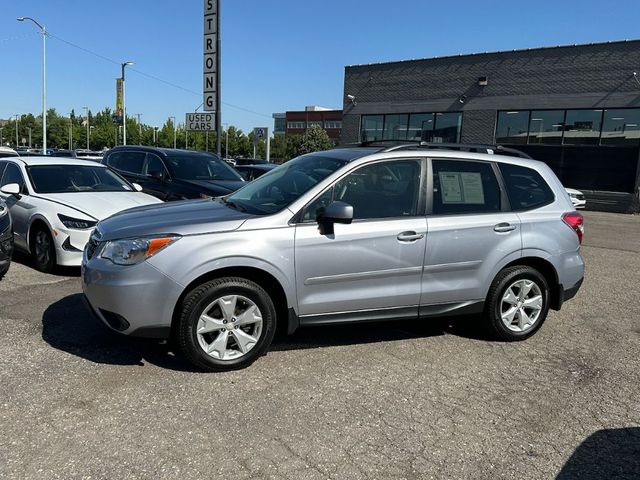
[379, 142, 532, 159]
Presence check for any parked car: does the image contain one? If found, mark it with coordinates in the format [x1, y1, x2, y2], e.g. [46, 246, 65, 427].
[565, 187, 586, 209]
[82, 145, 585, 371]
[102, 146, 245, 201]
[0, 147, 19, 159]
[75, 150, 104, 162]
[233, 158, 269, 166]
[234, 163, 278, 181]
[0, 198, 13, 279]
[50, 149, 77, 158]
[0, 156, 162, 272]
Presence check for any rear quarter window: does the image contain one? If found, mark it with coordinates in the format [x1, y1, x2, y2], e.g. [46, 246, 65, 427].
[499, 163, 555, 211]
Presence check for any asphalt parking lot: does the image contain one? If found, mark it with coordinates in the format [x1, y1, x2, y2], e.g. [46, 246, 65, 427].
[0, 211, 639, 479]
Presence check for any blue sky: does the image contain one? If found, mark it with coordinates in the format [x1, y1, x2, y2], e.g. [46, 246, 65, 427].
[2, 0, 640, 133]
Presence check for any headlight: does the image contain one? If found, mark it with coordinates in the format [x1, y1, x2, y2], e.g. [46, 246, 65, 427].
[100, 235, 180, 265]
[58, 214, 97, 230]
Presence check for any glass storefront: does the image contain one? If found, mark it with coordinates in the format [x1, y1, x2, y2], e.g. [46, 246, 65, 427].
[361, 112, 462, 143]
[495, 111, 529, 144]
[528, 110, 564, 145]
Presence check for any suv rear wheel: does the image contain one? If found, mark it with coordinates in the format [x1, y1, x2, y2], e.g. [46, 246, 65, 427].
[177, 277, 277, 371]
[484, 266, 550, 340]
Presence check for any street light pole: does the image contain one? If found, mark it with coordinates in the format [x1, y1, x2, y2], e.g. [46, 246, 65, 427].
[83, 106, 89, 150]
[68, 113, 72, 150]
[169, 116, 176, 149]
[89, 126, 94, 150]
[121, 61, 134, 145]
[14, 114, 19, 148]
[222, 123, 229, 159]
[135, 113, 142, 145]
[17, 17, 46, 154]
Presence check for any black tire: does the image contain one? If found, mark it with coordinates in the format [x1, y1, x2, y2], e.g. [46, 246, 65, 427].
[484, 265, 550, 341]
[177, 277, 277, 371]
[30, 225, 57, 274]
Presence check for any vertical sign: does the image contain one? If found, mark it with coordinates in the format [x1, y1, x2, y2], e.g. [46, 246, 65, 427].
[115, 78, 123, 124]
[203, 0, 218, 113]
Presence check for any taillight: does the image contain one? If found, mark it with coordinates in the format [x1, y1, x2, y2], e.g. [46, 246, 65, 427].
[562, 212, 584, 244]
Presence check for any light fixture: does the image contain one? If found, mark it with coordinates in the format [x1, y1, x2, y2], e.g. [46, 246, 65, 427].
[478, 76, 488, 86]
[458, 95, 467, 104]
[346, 94, 356, 105]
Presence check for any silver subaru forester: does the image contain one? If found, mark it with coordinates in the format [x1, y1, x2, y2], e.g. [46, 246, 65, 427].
[82, 145, 585, 371]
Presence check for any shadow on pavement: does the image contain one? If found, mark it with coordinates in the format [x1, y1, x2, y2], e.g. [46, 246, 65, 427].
[13, 250, 81, 278]
[43, 293, 491, 370]
[557, 427, 640, 479]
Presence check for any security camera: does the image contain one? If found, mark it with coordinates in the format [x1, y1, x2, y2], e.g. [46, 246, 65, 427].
[346, 94, 356, 105]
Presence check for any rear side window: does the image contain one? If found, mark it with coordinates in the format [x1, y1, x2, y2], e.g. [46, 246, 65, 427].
[499, 163, 555, 211]
[0, 161, 7, 180]
[107, 151, 145, 175]
[432, 159, 500, 215]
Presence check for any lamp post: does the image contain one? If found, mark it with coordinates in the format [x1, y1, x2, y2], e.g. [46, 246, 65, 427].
[14, 114, 19, 148]
[83, 106, 89, 150]
[121, 61, 134, 145]
[169, 116, 176, 149]
[68, 113, 73, 150]
[135, 113, 142, 145]
[89, 126, 94, 150]
[153, 126, 158, 146]
[223, 123, 229, 159]
[17, 17, 46, 154]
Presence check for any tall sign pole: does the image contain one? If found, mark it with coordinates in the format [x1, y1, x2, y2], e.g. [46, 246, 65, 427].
[203, 0, 221, 156]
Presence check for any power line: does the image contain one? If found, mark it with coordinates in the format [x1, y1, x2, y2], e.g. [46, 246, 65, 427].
[46, 32, 272, 119]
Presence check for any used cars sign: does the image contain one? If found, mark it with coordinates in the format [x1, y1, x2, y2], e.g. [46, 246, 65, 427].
[186, 113, 215, 131]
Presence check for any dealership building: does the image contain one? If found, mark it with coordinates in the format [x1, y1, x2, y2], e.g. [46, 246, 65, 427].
[341, 40, 640, 212]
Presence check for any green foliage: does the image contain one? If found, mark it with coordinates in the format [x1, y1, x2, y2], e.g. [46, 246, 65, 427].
[298, 125, 333, 155]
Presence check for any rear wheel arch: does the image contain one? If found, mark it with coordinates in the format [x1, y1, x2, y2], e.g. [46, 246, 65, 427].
[501, 256, 561, 309]
[172, 266, 292, 339]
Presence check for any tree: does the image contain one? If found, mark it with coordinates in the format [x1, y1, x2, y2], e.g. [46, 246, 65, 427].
[298, 125, 333, 155]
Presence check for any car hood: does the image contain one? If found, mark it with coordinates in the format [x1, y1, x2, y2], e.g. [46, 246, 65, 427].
[178, 179, 246, 195]
[96, 199, 252, 240]
[38, 192, 162, 220]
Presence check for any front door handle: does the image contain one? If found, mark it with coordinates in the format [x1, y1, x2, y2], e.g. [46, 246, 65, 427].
[397, 231, 425, 242]
[494, 223, 517, 233]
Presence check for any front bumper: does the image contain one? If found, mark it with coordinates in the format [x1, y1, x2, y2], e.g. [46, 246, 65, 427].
[54, 227, 92, 267]
[82, 255, 184, 338]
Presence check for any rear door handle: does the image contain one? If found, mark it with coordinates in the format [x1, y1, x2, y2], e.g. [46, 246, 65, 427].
[397, 231, 425, 242]
[494, 223, 517, 233]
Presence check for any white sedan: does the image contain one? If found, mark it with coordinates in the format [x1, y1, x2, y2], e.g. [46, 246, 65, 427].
[0, 156, 162, 272]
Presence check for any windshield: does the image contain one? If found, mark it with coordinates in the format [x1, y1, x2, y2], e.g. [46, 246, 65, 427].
[226, 154, 347, 215]
[165, 153, 242, 181]
[28, 165, 134, 193]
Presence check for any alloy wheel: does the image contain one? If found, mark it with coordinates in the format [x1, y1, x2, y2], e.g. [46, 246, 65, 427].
[500, 279, 543, 332]
[35, 230, 51, 266]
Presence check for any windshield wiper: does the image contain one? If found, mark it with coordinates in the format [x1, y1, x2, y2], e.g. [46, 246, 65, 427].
[220, 197, 246, 212]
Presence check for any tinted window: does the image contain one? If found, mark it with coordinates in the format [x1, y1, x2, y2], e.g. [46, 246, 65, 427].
[28, 166, 134, 193]
[528, 110, 564, 145]
[109, 151, 145, 175]
[499, 163, 554, 211]
[0, 161, 7, 179]
[333, 160, 421, 220]
[360, 115, 384, 142]
[564, 109, 602, 145]
[430, 112, 463, 143]
[165, 153, 242, 181]
[1, 163, 26, 192]
[382, 114, 409, 140]
[407, 113, 434, 141]
[144, 154, 167, 177]
[302, 187, 334, 222]
[601, 109, 640, 146]
[432, 160, 500, 215]
[496, 111, 529, 144]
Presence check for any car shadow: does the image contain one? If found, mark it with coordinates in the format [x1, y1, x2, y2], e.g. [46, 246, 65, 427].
[556, 428, 640, 479]
[42, 293, 492, 370]
[12, 250, 81, 277]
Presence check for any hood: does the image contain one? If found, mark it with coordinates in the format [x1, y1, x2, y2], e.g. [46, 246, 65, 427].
[178, 179, 246, 195]
[39, 192, 162, 220]
[96, 198, 252, 241]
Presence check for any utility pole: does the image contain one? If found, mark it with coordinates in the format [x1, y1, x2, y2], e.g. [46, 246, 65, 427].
[121, 61, 134, 145]
[83, 106, 89, 150]
[135, 113, 142, 145]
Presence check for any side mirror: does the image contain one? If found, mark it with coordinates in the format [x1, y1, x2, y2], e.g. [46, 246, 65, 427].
[317, 201, 353, 235]
[1, 183, 21, 197]
[132, 183, 143, 192]
[149, 170, 165, 182]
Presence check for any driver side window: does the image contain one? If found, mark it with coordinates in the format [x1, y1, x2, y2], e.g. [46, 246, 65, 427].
[144, 154, 168, 178]
[1, 163, 27, 194]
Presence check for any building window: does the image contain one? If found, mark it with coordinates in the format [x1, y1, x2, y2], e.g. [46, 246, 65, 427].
[528, 110, 564, 145]
[287, 121, 305, 129]
[361, 112, 461, 143]
[496, 111, 530, 144]
[564, 109, 602, 145]
[383, 114, 409, 140]
[324, 121, 342, 129]
[407, 113, 434, 141]
[361, 115, 384, 142]
[601, 109, 640, 146]
[430, 112, 463, 143]
[307, 121, 323, 128]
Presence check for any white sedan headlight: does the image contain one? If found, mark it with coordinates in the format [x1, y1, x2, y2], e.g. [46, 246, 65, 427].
[100, 235, 180, 265]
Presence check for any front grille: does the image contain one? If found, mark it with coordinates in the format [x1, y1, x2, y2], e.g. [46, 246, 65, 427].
[576, 194, 585, 200]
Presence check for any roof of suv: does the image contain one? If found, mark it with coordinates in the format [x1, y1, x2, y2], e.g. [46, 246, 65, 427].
[107, 146, 220, 157]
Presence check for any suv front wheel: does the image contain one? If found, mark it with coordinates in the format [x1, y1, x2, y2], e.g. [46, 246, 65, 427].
[484, 266, 550, 340]
[177, 277, 277, 371]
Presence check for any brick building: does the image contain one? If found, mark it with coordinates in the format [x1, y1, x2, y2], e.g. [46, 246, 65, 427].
[341, 40, 640, 212]
[273, 106, 342, 140]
